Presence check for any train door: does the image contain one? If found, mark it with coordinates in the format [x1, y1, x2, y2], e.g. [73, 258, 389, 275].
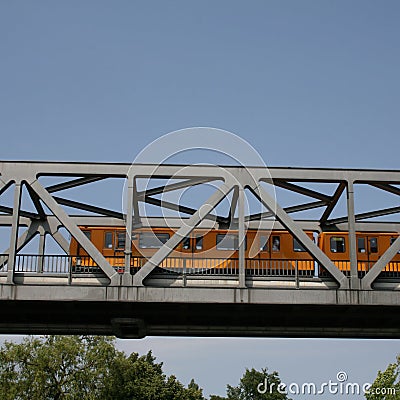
[181, 233, 204, 272]
[357, 234, 379, 274]
[258, 233, 271, 273]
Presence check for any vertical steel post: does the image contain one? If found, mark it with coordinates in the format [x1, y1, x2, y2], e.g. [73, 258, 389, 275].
[133, 177, 141, 226]
[7, 182, 22, 284]
[37, 226, 46, 273]
[124, 177, 134, 280]
[347, 181, 359, 289]
[238, 186, 246, 288]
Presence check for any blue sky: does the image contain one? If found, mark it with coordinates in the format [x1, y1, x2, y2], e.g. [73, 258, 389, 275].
[1, 1, 400, 398]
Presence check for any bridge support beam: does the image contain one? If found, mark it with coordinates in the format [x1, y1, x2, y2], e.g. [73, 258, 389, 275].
[7, 182, 22, 284]
[347, 181, 359, 290]
[238, 186, 246, 288]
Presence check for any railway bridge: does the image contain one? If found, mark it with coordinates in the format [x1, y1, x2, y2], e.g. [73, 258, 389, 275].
[0, 161, 400, 338]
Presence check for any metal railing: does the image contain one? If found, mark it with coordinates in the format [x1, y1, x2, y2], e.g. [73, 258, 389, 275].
[1, 254, 400, 281]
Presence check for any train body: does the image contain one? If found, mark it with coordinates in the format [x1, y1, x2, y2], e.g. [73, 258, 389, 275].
[69, 227, 400, 277]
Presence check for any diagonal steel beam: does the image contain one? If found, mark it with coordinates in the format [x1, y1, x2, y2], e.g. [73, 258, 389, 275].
[0, 178, 12, 197]
[53, 196, 123, 219]
[0, 220, 39, 270]
[29, 180, 119, 284]
[137, 177, 214, 198]
[320, 183, 346, 226]
[362, 236, 400, 289]
[248, 183, 348, 288]
[45, 177, 106, 193]
[132, 183, 232, 286]
[25, 183, 46, 219]
[42, 218, 70, 254]
[228, 186, 239, 223]
[370, 183, 400, 197]
[246, 200, 326, 222]
[325, 206, 400, 226]
[273, 181, 332, 202]
[0, 205, 40, 220]
[144, 195, 229, 225]
[7, 183, 22, 284]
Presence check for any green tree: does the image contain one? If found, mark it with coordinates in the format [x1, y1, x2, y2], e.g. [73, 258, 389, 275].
[211, 367, 290, 400]
[366, 356, 400, 400]
[0, 335, 205, 400]
[0, 335, 117, 400]
[102, 350, 204, 400]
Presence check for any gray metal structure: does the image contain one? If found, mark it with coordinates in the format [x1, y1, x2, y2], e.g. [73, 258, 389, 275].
[0, 161, 400, 338]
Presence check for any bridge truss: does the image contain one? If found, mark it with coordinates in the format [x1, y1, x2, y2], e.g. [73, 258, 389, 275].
[0, 161, 400, 337]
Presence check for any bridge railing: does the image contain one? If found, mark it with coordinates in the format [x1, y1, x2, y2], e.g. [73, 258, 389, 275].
[1, 254, 400, 281]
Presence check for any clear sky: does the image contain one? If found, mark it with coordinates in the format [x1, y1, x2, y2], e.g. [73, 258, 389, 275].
[1, 1, 400, 398]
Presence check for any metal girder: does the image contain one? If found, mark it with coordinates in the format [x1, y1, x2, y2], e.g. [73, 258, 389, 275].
[132, 183, 232, 286]
[143, 195, 228, 225]
[346, 182, 359, 289]
[53, 196, 123, 219]
[273, 181, 332, 202]
[25, 183, 46, 219]
[0, 179, 12, 197]
[370, 183, 400, 197]
[248, 184, 348, 288]
[0, 221, 39, 268]
[246, 200, 326, 222]
[137, 177, 214, 198]
[0, 205, 39, 220]
[46, 176, 106, 193]
[28, 180, 119, 284]
[7, 183, 22, 283]
[228, 186, 239, 224]
[320, 183, 346, 225]
[326, 206, 400, 225]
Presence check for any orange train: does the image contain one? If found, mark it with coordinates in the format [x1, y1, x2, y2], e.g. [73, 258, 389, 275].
[69, 227, 400, 275]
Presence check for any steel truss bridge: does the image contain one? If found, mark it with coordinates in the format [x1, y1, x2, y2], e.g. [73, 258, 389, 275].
[1, 161, 400, 338]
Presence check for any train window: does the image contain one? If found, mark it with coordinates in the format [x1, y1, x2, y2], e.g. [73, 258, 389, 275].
[182, 237, 191, 250]
[357, 238, 366, 253]
[139, 233, 170, 249]
[216, 234, 246, 250]
[369, 237, 378, 253]
[271, 236, 280, 252]
[260, 236, 268, 251]
[293, 238, 306, 252]
[195, 236, 203, 250]
[82, 231, 91, 240]
[116, 232, 126, 249]
[330, 237, 345, 253]
[104, 232, 113, 249]
[390, 237, 400, 253]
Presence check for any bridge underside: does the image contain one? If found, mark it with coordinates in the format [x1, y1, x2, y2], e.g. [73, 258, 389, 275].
[1, 285, 400, 338]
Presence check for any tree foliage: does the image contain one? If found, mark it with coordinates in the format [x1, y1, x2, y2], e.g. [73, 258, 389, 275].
[366, 356, 400, 400]
[0, 335, 204, 400]
[212, 367, 290, 400]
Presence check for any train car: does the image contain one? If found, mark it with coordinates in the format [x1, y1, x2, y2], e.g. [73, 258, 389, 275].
[70, 227, 400, 278]
[69, 227, 314, 275]
[319, 232, 400, 276]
